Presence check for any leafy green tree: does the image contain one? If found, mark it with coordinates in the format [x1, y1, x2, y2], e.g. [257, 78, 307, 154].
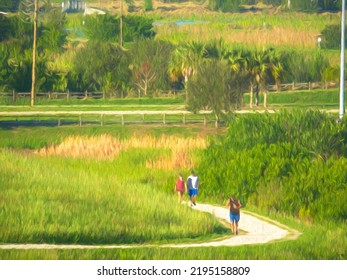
[0, 43, 11, 90]
[84, 13, 155, 44]
[38, 8, 67, 54]
[129, 39, 174, 95]
[321, 24, 346, 50]
[123, 15, 155, 42]
[0, 14, 12, 42]
[72, 41, 130, 93]
[6, 43, 34, 92]
[84, 14, 119, 42]
[0, 0, 20, 11]
[187, 59, 248, 127]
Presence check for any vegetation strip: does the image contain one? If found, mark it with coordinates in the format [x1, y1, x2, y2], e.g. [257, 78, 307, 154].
[0, 203, 300, 250]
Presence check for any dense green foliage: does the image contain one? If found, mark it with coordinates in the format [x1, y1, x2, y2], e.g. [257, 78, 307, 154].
[208, 0, 342, 12]
[71, 41, 130, 92]
[0, 143, 225, 245]
[187, 59, 247, 116]
[0, 0, 19, 12]
[144, 0, 153, 11]
[84, 14, 155, 43]
[0, 124, 346, 260]
[0, 9, 341, 111]
[0, 9, 68, 92]
[198, 110, 347, 222]
[321, 24, 346, 50]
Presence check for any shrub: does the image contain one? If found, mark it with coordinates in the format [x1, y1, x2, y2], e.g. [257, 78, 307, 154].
[198, 110, 347, 222]
[321, 24, 346, 50]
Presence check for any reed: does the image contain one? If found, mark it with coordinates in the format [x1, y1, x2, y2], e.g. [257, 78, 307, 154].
[0, 145, 223, 245]
[37, 135, 207, 170]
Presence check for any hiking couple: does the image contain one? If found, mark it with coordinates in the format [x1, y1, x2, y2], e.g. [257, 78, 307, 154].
[175, 171, 242, 235]
[175, 170, 200, 207]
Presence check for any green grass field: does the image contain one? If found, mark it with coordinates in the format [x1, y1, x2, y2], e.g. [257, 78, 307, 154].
[0, 1, 346, 259]
[0, 124, 346, 260]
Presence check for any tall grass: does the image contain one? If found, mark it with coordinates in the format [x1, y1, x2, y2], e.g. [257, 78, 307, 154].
[198, 109, 347, 223]
[37, 134, 206, 169]
[0, 123, 346, 260]
[0, 146, 224, 245]
[154, 12, 338, 48]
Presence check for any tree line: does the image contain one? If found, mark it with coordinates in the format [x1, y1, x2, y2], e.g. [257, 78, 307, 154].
[0, 0, 343, 13]
[0, 8, 344, 115]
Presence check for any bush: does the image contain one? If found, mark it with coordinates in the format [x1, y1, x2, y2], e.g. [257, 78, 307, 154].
[144, 0, 153, 11]
[198, 110, 347, 222]
[321, 24, 346, 50]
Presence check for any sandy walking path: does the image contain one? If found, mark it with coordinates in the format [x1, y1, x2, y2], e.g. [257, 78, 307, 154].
[0, 203, 300, 250]
[168, 203, 300, 248]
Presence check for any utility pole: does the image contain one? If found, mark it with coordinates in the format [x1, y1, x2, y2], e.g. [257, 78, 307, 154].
[120, 0, 123, 47]
[31, 0, 38, 107]
[339, 0, 346, 119]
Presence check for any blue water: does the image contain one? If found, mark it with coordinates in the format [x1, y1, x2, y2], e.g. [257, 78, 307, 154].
[153, 19, 205, 26]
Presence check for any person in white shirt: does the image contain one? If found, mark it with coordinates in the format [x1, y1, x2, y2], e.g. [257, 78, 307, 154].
[186, 170, 200, 207]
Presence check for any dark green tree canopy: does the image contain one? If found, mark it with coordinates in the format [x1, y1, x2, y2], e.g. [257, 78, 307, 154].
[187, 59, 248, 117]
[0, 0, 20, 12]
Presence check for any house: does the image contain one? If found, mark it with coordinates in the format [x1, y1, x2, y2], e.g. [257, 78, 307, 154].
[62, 0, 85, 13]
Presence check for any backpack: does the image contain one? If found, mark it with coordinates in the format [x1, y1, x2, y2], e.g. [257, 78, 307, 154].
[229, 198, 239, 214]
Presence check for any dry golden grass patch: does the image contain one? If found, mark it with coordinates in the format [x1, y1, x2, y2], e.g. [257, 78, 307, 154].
[89, 0, 212, 15]
[37, 134, 124, 159]
[37, 134, 207, 169]
[156, 24, 319, 48]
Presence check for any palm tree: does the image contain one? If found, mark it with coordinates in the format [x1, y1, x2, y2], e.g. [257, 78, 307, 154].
[168, 41, 206, 103]
[228, 49, 249, 107]
[244, 50, 269, 108]
[267, 48, 284, 93]
[205, 38, 230, 60]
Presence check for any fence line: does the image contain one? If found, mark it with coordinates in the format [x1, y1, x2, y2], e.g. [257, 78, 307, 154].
[265, 81, 340, 92]
[0, 81, 342, 101]
[0, 111, 217, 127]
[0, 90, 185, 101]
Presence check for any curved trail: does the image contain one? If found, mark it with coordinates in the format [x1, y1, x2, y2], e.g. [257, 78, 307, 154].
[0, 203, 300, 250]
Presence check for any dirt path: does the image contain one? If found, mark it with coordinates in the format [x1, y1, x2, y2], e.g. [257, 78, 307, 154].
[0, 203, 300, 250]
[0, 110, 277, 116]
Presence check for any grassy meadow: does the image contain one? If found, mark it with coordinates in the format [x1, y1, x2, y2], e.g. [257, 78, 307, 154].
[0, 88, 343, 110]
[0, 121, 346, 260]
[0, 1, 346, 260]
[153, 12, 336, 49]
[71, 1, 340, 50]
[0, 127, 226, 246]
